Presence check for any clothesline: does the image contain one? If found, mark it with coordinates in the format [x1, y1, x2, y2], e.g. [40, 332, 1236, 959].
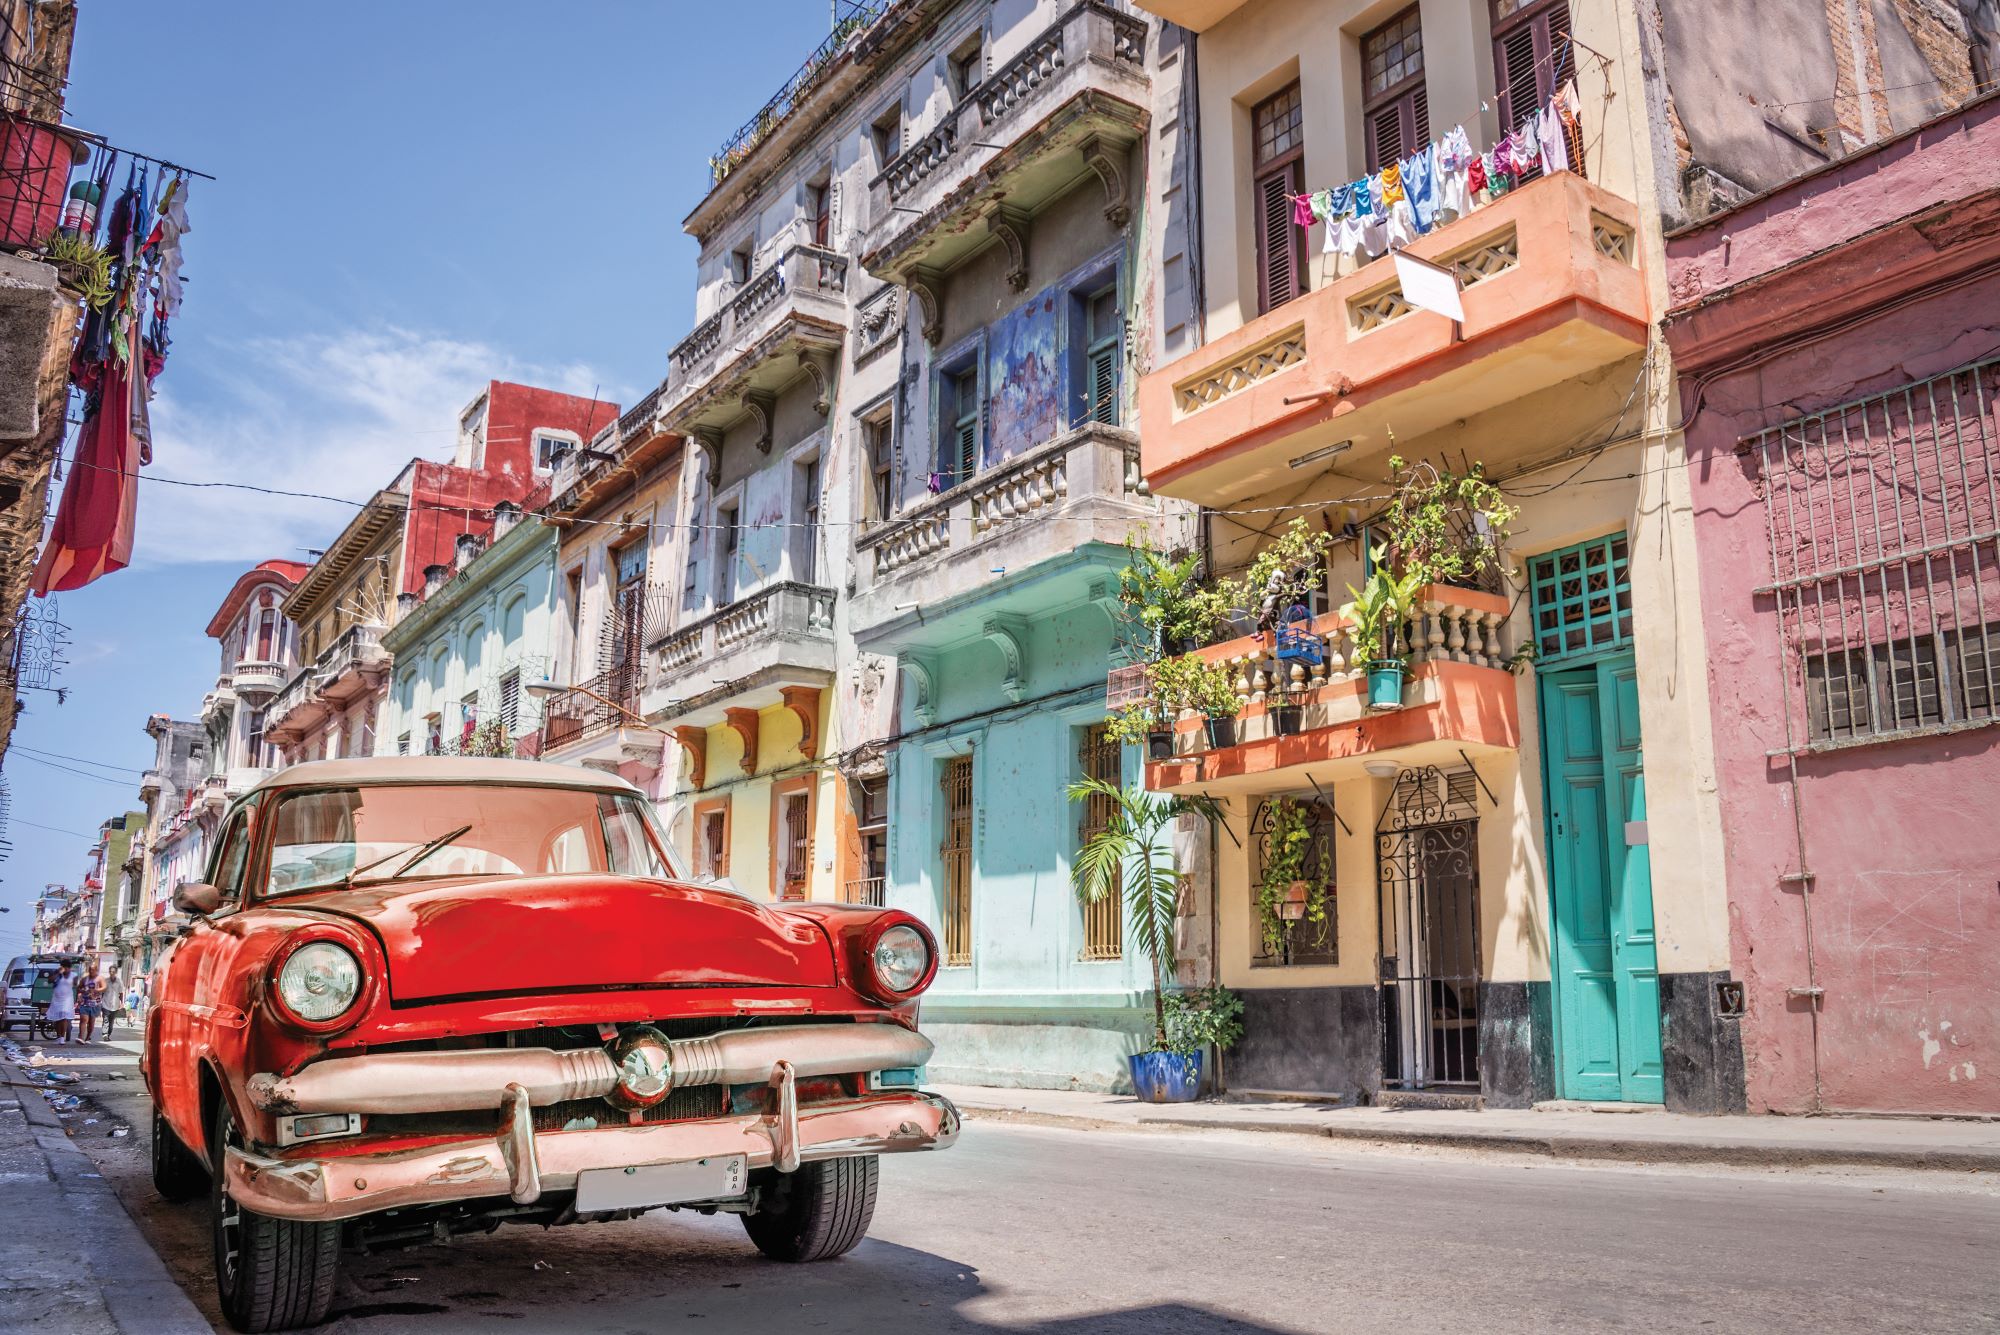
[1286, 79, 1582, 269]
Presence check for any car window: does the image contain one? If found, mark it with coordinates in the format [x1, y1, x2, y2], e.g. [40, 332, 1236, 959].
[209, 808, 254, 904]
[263, 783, 675, 895]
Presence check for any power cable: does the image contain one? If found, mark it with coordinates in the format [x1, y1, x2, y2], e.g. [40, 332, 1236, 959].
[5, 752, 143, 789]
[10, 745, 146, 775]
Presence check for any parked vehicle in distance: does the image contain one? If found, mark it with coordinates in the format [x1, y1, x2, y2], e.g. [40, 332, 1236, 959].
[4, 952, 85, 1037]
[142, 757, 955, 1333]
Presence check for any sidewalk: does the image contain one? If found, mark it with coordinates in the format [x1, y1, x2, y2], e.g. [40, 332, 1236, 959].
[934, 1083, 2000, 1172]
[0, 1044, 209, 1335]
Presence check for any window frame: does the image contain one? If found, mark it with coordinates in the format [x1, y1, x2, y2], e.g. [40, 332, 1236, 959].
[1491, 0, 1579, 179]
[935, 347, 983, 488]
[1250, 81, 1306, 316]
[1361, 5, 1430, 172]
[860, 406, 896, 522]
[1075, 723, 1124, 961]
[939, 753, 975, 968]
[948, 29, 985, 103]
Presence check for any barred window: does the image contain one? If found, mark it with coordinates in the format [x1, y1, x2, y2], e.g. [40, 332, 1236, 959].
[940, 755, 974, 967]
[1755, 358, 2000, 751]
[1076, 724, 1123, 961]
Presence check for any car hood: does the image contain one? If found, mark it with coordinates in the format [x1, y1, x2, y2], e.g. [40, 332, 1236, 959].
[297, 875, 837, 1003]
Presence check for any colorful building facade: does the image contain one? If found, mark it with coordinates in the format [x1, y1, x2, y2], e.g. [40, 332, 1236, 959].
[1663, 94, 2000, 1114]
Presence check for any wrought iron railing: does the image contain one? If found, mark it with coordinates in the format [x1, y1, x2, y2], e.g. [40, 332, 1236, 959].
[708, 2, 886, 186]
[842, 876, 886, 908]
[540, 665, 646, 752]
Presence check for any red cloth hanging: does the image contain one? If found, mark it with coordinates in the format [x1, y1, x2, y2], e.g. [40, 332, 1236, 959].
[32, 324, 142, 595]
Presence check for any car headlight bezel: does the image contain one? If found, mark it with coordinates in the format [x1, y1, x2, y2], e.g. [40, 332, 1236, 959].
[867, 922, 934, 998]
[267, 933, 368, 1033]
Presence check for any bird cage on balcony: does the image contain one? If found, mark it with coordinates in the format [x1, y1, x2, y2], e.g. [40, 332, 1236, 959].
[1273, 604, 1323, 667]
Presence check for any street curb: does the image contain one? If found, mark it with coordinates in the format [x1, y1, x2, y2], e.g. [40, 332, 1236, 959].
[2, 1061, 212, 1335]
[958, 1102, 1999, 1173]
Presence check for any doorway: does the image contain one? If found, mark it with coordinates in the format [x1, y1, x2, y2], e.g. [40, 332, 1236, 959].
[1378, 767, 1483, 1089]
[1540, 656, 1663, 1102]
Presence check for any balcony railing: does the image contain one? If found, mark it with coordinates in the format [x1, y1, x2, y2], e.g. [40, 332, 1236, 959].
[864, 2, 1149, 283]
[263, 665, 321, 739]
[707, 2, 886, 186]
[540, 665, 646, 752]
[316, 623, 389, 704]
[655, 581, 837, 682]
[669, 244, 850, 388]
[842, 876, 887, 907]
[1138, 173, 1648, 504]
[231, 659, 287, 698]
[856, 423, 1145, 579]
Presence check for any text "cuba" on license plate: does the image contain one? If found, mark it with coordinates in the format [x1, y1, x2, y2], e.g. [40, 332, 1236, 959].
[573, 1155, 749, 1214]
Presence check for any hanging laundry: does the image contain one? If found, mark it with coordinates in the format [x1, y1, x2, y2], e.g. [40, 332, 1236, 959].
[1378, 161, 1405, 207]
[1467, 150, 1487, 198]
[1537, 98, 1570, 174]
[1512, 116, 1542, 173]
[1401, 143, 1439, 233]
[1292, 193, 1316, 230]
[1437, 125, 1475, 221]
[33, 312, 144, 595]
[1384, 199, 1419, 250]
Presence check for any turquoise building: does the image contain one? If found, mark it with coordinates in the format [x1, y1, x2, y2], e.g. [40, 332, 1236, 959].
[378, 502, 558, 757]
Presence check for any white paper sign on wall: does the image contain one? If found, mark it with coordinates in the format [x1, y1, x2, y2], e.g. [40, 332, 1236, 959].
[1393, 250, 1465, 323]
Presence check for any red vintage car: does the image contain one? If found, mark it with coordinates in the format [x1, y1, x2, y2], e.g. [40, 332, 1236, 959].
[142, 757, 956, 1332]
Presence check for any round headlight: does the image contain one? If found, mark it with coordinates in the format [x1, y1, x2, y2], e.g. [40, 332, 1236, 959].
[276, 942, 362, 1024]
[871, 925, 929, 994]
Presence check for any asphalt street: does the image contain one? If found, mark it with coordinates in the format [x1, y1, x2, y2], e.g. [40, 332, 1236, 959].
[25, 1041, 2000, 1334]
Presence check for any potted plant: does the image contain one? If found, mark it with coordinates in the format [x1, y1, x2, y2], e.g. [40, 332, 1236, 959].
[1344, 549, 1425, 711]
[1267, 686, 1304, 736]
[1380, 455, 1518, 592]
[1067, 775, 1224, 1102]
[1254, 796, 1334, 957]
[1115, 536, 1236, 659]
[1105, 698, 1174, 761]
[1157, 984, 1245, 1100]
[1152, 652, 1240, 751]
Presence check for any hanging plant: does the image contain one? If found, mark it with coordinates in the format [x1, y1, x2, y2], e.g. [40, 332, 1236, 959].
[42, 230, 113, 309]
[1381, 455, 1518, 591]
[1254, 796, 1333, 956]
[1115, 534, 1235, 658]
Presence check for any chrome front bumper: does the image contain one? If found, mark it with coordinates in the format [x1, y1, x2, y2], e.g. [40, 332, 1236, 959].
[245, 1023, 936, 1116]
[226, 1086, 960, 1223]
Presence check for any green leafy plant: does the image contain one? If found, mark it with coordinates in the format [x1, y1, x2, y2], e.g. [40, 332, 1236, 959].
[1151, 652, 1240, 719]
[1116, 535, 1235, 657]
[1381, 455, 1518, 590]
[1343, 551, 1425, 665]
[1103, 699, 1165, 747]
[1068, 776, 1224, 1050]
[1254, 796, 1334, 956]
[41, 231, 112, 309]
[1242, 518, 1336, 632]
[448, 720, 514, 758]
[1161, 984, 1245, 1057]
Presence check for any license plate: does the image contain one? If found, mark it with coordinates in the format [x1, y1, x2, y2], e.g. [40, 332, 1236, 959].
[573, 1155, 749, 1214]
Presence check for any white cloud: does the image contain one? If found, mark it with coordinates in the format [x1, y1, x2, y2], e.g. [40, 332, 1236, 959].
[129, 326, 620, 568]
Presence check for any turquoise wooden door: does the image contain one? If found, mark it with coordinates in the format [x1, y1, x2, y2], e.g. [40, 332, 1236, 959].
[1541, 656, 1663, 1103]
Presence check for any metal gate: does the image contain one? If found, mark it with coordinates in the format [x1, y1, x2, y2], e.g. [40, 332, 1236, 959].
[1378, 766, 1483, 1089]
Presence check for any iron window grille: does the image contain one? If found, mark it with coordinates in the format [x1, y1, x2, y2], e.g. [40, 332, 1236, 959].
[1528, 534, 1633, 664]
[1250, 795, 1339, 967]
[847, 775, 889, 905]
[940, 755, 974, 967]
[780, 791, 812, 899]
[1753, 356, 2000, 752]
[1376, 765, 1483, 1089]
[1077, 724, 1125, 961]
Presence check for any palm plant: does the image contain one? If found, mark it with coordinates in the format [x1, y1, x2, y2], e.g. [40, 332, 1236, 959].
[1066, 775, 1224, 1050]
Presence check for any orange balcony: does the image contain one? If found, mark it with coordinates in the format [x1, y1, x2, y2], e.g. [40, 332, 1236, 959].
[1136, 173, 1648, 507]
[1143, 586, 1519, 796]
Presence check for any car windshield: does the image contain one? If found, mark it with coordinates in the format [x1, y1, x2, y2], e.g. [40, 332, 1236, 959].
[264, 783, 677, 896]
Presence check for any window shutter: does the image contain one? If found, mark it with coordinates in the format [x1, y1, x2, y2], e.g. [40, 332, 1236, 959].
[1497, 22, 1540, 131]
[1367, 104, 1401, 173]
[955, 416, 978, 478]
[1088, 345, 1118, 424]
[1411, 85, 1431, 149]
[1254, 168, 1300, 315]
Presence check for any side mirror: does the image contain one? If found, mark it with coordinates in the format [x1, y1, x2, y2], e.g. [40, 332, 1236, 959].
[172, 882, 223, 916]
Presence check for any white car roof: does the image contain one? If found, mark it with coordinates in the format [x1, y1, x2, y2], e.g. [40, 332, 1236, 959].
[245, 756, 644, 798]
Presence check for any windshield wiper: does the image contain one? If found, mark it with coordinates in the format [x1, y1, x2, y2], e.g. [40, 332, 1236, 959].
[348, 825, 474, 885]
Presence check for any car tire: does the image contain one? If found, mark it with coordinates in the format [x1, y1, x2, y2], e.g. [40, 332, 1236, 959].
[210, 1101, 341, 1333]
[741, 1155, 879, 1263]
[151, 1105, 209, 1202]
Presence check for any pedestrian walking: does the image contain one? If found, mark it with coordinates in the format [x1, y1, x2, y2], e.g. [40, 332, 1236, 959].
[99, 976, 125, 1040]
[76, 970, 103, 1042]
[45, 963, 77, 1044]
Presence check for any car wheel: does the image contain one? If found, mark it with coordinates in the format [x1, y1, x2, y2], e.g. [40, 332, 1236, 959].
[209, 1101, 340, 1332]
[151, 1104, 210, 1202]
[741, 1155, 879, 1263]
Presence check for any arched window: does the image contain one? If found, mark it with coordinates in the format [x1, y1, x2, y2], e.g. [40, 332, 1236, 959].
[254, 591, 280, 661]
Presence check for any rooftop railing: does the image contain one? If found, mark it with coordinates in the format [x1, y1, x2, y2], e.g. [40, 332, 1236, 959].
[707, 2, 887, 187]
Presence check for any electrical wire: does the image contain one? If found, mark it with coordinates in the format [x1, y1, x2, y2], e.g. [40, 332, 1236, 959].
[9, 745, 145, 775]
[5, 752, 144, 788]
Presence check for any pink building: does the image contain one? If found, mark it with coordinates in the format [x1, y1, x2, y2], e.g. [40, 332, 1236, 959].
[1664, 94, 2000, 1116]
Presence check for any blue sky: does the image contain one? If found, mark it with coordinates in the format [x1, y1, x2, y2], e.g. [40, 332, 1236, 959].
[0, 0, 848, 946]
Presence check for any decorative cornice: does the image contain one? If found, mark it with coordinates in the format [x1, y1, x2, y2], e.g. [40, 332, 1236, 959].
[981, 613, 1030, 702]
[779, 685, 822, 758]
[723, 707, 761, 775]
[985, 203, 1032, 291]
[673, 725, 707, 790]
[902, 653, 938, 727]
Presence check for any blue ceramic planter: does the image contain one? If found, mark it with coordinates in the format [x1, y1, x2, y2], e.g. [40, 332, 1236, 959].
[1366, 661, 1406, 710]
[1129, 1049, 1203, 1103]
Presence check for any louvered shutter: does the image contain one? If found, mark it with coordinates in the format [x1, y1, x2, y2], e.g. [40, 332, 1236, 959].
[1088, 345, 1118, 424]
[955, 416, 978, 479]
[1412, 85, 1431, 148]
[1253, 166, 1302, 315]
[1494, 2, 1581, 179]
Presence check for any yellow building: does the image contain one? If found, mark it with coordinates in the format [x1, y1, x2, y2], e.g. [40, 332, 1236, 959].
[1129, 0, 1736, 1110]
